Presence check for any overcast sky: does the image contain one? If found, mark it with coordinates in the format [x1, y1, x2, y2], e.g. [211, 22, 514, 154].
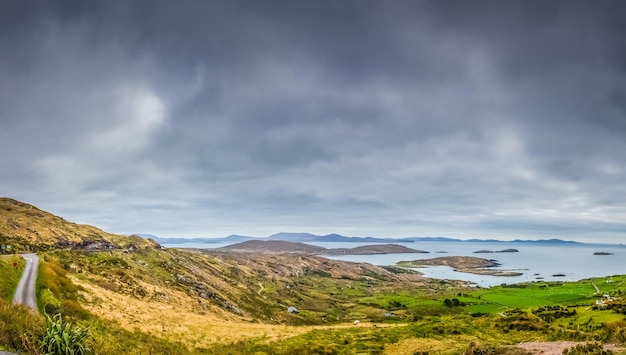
[1, 1, 626, 242]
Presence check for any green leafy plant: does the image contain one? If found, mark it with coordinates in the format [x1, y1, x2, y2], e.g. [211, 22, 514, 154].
[40, 313, 91, 355]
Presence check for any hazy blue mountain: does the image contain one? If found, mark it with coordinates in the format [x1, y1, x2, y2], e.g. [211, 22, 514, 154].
[511, 238, 580, 244]
[266, 232, 319, 242]
[403, 237, 462, 242]
[138, 232, 582, 246]
[139, 234, 255, 244]
[221, 235, 257, 242]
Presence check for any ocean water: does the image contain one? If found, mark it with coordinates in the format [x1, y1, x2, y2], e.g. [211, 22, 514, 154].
[161, 241, 626, 287]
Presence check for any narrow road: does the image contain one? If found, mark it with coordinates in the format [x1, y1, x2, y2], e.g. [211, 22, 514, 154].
[13, 253, 39, 312]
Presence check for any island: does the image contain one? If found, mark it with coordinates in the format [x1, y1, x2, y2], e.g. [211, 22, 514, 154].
[473, 249, 519, 253]
[396, 256, 523, 277]
[217, 240, 429, 255]
[593, 252, 614, 255]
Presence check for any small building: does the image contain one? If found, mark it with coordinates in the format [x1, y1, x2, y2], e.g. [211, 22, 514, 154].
[288, 306, 299, 314]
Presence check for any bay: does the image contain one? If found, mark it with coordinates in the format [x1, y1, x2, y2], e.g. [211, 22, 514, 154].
[314, 241, 626, 287]
[161, 240, 626, 287]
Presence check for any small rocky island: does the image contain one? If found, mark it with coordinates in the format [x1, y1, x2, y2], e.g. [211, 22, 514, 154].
[396, 256, 523, 277]
[473, 249, 519, 253]
[593, 252, 614, 255]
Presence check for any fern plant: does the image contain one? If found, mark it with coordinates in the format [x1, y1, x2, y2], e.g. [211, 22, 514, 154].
[40, 313, 91, 355]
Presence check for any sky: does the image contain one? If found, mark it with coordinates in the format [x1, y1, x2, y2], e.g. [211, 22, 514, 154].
[1, 1, 626, 242]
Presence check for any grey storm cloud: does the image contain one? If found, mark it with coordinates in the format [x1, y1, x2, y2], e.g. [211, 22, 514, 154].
[1, 0, 626, 242]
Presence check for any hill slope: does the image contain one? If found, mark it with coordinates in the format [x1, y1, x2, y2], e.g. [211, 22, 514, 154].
[218, 240, 428, 255]
[0, 197, 159, 251]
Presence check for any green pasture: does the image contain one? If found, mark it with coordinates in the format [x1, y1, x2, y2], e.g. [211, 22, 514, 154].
[467, 279, 616, 312]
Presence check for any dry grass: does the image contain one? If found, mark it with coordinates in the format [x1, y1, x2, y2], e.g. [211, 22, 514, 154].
[0, 197, 158, 250]
[74, 276, 311, 347]
[383, 337, 469, 355]
[74, 274, 410, 351]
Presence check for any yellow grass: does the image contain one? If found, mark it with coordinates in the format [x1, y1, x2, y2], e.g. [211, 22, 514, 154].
[73, 275, 393, 349]
[0, 197, 157, 249]
[383, 335, 478, 355]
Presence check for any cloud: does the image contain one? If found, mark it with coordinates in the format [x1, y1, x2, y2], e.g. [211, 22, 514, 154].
[1, 1, 626, 242]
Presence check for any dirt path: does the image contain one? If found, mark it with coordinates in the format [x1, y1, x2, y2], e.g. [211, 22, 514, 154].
[592, 281, 601, 294]
[13, 253, 39, 312]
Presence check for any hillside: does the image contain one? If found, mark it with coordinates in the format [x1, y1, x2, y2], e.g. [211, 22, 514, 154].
[0, 197, 159, 251]
[217, 240, 427, 255]
[217, 240, 326, 253]
[326, 243, 428, 255]
[2, 198, 626, 355]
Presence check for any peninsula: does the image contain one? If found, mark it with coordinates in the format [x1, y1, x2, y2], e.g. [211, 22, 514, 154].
[397, 256, 524, 277]
[217, 240, 428, 255]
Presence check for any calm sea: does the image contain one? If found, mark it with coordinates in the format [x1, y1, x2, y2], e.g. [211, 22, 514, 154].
[161, 241, 626, 287]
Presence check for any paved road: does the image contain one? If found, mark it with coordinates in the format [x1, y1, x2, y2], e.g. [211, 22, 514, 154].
[13, 253, 39, 312]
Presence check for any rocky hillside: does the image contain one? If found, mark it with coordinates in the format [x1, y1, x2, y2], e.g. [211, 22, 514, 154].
[0, 197, 160, 251]
[44, 246, 435, 329]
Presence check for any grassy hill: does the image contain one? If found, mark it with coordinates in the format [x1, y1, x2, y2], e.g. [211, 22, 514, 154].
[0, 197, 159, 251]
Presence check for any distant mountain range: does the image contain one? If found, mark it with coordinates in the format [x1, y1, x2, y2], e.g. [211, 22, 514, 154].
[137, 232, 582, 245]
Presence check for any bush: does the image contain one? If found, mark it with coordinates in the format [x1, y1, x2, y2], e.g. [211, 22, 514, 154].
[562, 342, 612, 354]
[602, 320, 626, 343]
[40, 313, 91, 355]
[40, 288, 62, 314]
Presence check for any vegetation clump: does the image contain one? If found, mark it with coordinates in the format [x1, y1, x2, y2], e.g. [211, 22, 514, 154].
[562, 342, 613, 355]
[40, 313, 92, 355]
